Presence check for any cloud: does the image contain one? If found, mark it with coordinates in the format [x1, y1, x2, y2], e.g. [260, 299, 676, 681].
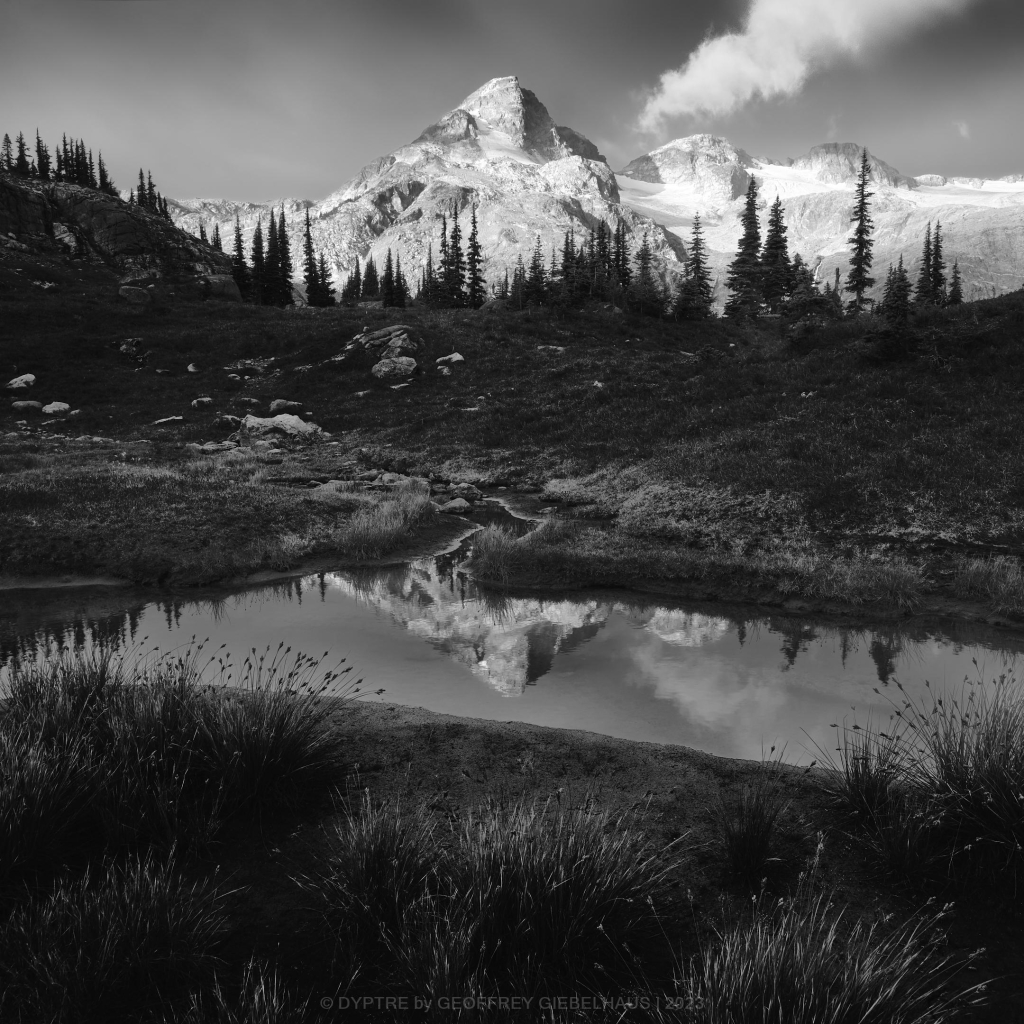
[639, 0, 979, 131]
[953, 119, 971, 139]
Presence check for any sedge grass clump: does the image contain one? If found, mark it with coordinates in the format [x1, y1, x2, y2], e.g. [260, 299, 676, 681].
[330, 489, 434, 560]
[0, 643, 353, 866]
[0, 856, 227, 1024]
[953, 554, 1024, 616]
[669, 852, 985, 1024]
[716, 751, 790, 886]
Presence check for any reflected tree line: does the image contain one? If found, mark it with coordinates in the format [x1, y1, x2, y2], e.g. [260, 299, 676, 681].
[2, 568, 1022, 687]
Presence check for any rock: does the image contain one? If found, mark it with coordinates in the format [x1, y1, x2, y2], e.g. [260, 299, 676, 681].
[11, 401, 42, 412]
[536, 345, 565, 353]
[240, 413, 325, 439]
[439, 497, 472, 513]
[450, 482, 483, 500]
[68, 409, 81, 417]
[42, 402, 70, 415]
[199, 274, 242, 302]
[118, 285, 151, 305]
[187, 363, 200, 374]
[353, 390, 371, 397]
[391, 383, 412, 390]
[333, 325, 422, 369]
[227, 373, 241, 381]
[153, 415, 183, 425]
[437, 366, 452, 376]
[371, 357, 417, 381]
[193, 441, 238, 453]
[436, 352, 465, 365]
[191, 397, 213, 408]
[356, 470, 381, 481]
[379, 472, 410, 485]
[6, 374, 35, 390]
[269, 399, 303, 414]
[155, 369, 171, 375]
[214, 414, 241, 428]
[236, 397, 261, 407]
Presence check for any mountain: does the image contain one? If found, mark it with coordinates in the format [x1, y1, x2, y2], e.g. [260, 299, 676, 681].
[169, 77, 685, 298]
[617, 136, 1024, 303]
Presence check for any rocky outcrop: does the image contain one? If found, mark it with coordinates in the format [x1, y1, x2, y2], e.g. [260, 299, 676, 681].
[334, 324, 422, 370]
[0, 173, 231, 287]
[789, 143, 917, 190]
[620, 134, 754, 203]
[239, 413, 326, 439]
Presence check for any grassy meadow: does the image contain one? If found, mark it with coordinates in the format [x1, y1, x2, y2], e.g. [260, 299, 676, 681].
[3, 253, 1024, 614]
[3, 644, 1023, 1022]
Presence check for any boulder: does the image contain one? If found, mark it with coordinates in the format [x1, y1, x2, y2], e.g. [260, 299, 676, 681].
[214, 414, 242, 428]
[270, 399, 303, 414]
[118, 285, 151, 305]
[439, 497, 472, 513]
[11, 401, 42, 412]
[240, 413, 325, 439]
[450, 482, 483, 500]
[333, 324, 422, 369]
[371, 357, 417, 381]
[153, 415, 183, 425]
[42, 402, 70, 415]
[187, 363, 200, 374]
[191, 397, 213, 408]
[200, 275, 242, 302]
[436, 352, 465, 365]
[236, 397, 261, 407]
[6, 374, 35, 390]
[188, 441, 238, 453]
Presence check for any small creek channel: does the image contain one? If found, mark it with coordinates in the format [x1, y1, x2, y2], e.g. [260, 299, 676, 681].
[3, 501, 1024, 762]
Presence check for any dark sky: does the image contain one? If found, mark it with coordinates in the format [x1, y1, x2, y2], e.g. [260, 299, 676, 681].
[1, 0, 1021, 201]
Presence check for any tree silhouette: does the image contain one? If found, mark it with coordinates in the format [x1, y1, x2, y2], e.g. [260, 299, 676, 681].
[844, 150, 875, 313]
[724, 176, 762, 319]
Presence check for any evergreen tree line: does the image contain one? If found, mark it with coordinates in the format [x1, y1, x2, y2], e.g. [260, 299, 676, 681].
[720, 151, 966, 326]
[2, 129, 119, 198]
[339, 247, 410, 307]
[226, 209, 335, 308]
[127, 167, 172, 221]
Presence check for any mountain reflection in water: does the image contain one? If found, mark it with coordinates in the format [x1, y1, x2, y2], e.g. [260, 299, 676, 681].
[3, 550, 1024, 760]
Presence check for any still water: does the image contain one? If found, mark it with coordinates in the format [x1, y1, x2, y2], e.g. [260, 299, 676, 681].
[3, 510, 1023, 762]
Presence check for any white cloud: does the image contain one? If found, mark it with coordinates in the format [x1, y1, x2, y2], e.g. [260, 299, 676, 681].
[639, 0, 979, 131]
[953, 119, 971, 139]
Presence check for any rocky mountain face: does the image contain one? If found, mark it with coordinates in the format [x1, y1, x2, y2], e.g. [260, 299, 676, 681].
[1, 175, 231, 285]
[617, 135, 1024, 304]
[169, 77, 685, 297]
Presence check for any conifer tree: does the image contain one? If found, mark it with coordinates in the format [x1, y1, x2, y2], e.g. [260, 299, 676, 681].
[915, 223, 933, 304]
[881, 255, 912, 325]
[499, 268, 509, 300]
[466, 203, 485, 308]
[362, 255, 378, 298]
[930, 220, 946, 303]
[97, 153, 113, 195]
[146, 171, 156, 211]
[394, 252, 407, 308]
[380, 248, 396, 307]
[128, 188, 135, 206]
[511, 253, 527, 309]
[845, 149, 875, 313]
[317, 252, 335, 306]
[724, 176, 762, 319]
[526, 235, 547, 304]
[445, 203, 465, 306]
[948, 258, 963, 305]
[351, 256, 361, 300]
[760, 196, 791, 312]
[277, 209, 293, 305]
[422, 245, 437, 307]
[231, 215, 251, 300]
[87, 149, 96, 189]
[302, 209, 320, 306]
[630, 231, 660, 316]
[251, 218, 268, 305]
[613, 222, 632, 288]
[595, 221, 611, 295]
[211, 224, 222, 252]
[14, 132, 30, 177]
[675, 213, 714, 319]
[35, 130, 50, 181]
[199, 223, 208, 244]
[1, 134, 12, 172]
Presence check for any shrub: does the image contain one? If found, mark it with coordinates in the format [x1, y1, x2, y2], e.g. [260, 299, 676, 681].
[715, 753, 790, 886]
[668, 850, 985, 1024]
[0, 856, 227, 1024]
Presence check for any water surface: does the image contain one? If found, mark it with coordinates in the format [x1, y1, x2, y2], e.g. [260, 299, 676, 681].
[3, 510, 1022, 762]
